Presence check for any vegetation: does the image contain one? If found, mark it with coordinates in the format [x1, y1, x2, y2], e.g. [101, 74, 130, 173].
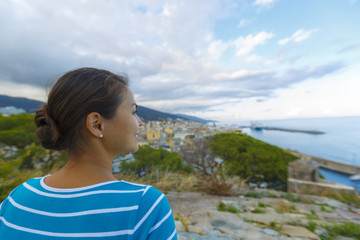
[0, 114, 66, 200]
[303, 221, 360, 240]
[0, 114, 38, 148]
[120, 145, 193, 177]
[323, 222, 360, 240]
[210, 133, 298, 187]
[217, 201, 238, 214]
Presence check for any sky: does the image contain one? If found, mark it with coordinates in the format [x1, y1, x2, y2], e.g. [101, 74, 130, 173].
[0, 0, 359, 122]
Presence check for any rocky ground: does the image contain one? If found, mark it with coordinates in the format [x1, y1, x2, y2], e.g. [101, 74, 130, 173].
[166, 189, 360, 240]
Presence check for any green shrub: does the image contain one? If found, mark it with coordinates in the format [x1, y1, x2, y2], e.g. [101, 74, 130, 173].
[324, 222, 360, 239]
[252, 208, 266, 214]
[245, 191, 265, 198]
[258, 202, 271, 208]
[280, 193, 301, 202]
[304, 221, 317, 232]
[310, 209, 317, 216]
[120, 145, 193, 176]
[210, 133, 298, 186]
[217, 201, 238, 214]
[0, 114, 38, 148]
[320, 205, 334, 213]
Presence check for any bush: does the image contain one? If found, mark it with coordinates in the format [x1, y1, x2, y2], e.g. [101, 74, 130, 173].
[120, 145, 193, 177]
[210, 133, 298, 186]
[324, 222, 360, 239]
[217, 201, 238, 214]
[0, 114, 38, 148]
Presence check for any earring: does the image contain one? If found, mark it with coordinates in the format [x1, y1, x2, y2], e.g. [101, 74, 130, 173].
[99, 134, 103, 139]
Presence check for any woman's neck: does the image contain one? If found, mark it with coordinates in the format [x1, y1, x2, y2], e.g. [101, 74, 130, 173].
[45, 151, 117, 189]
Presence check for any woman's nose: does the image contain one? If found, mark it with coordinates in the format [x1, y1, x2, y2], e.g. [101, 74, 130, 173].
[137, 115, 143, 126]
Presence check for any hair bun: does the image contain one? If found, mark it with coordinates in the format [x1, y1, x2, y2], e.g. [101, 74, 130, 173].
[34, 105, 64, 150]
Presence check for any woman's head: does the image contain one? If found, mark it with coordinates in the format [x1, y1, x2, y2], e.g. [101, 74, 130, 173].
[35, 67, 130, 152]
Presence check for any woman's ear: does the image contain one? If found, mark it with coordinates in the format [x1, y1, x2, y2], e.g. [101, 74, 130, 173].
[85, 112, 104, 138]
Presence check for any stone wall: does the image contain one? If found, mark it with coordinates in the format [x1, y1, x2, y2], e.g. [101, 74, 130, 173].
[287, 154, 356, 195]
[288, 178, 355, 195]
[288, 158, 318, 182]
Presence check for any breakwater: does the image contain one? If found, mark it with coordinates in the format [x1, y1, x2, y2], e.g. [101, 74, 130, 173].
[289, 151, 360, 194]
[239, 126, 324, 134]
[261, 127, 324, 134]
[298, 152, 360, 175]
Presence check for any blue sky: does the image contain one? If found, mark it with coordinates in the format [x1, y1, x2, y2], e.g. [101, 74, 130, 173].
[0, 0, 359, 121]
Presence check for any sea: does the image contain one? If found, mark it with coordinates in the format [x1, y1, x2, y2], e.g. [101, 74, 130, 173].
[217, 116, 360, 192]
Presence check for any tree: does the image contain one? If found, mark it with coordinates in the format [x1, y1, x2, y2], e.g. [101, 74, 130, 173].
[210, 133, 298, 185]
[120, 145, 193, 177]
[0, 114, 38, 148]
[180, 137, 222, 178]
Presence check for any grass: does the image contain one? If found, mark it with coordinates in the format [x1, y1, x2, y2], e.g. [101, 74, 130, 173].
[274, 201, 299, 214]
[320, 205, 334, 213]
[217, 201, 239, 214]
[251, 207, 266, 214]
[115, 171, 200, 193]
[303, 221, 317, 232]
[317, 190, 360, 208]
[258, 202, 271, 208]
[245, 191, 265, 198]
[310, 209, 317, 216]
[174, 212, 192, 232]
[280, 193, 301, 202]
[269, 221, 283, 232]
[323, 222, 360, 240]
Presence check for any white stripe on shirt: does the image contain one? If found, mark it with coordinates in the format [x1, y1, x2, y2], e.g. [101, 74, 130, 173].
[133, 194, 165, 233]
[23, 182, 144, 198]
[149, 209, 172, 233]
[142, 185, 151, 196]
[8, 196, 138, 217]
[40, 178, 120, 193]
[167, 228, 177, 240]
[0, 216, 134, 237]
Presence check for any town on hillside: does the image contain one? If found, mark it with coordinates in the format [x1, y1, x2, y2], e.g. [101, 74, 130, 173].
[112, 119, 241, 173]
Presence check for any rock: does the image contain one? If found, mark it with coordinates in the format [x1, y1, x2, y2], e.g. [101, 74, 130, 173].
[249, 182, 257, 188]
[178, 232, 234, 240]
[175, 220, 185, 232]
[314, 227, 329, 237]
[262, 228, 280, 236]
[282, 225, 321, 240]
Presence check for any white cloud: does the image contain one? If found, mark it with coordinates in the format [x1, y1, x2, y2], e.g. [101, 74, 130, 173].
[253, 0, 276, 7]
[278, 29, 319, 45]
[213, 69, 272, 81]
[234, 32, 274, 56]
[0, 81, 46, 102]
[207, 40, 229, 61]
[238, 18, 252, 27]
[0, 0, 357, 121]
[245, 55, 262, 63]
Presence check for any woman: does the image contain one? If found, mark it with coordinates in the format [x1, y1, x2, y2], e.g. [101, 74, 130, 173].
[0, 68, 177, 239]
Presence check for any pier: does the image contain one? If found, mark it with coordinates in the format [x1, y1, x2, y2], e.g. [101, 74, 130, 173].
[294, 151, 360, 175]
[240, 125, 325, 134]
[311, 155, 360, 175]
[288, 151, 360, 195]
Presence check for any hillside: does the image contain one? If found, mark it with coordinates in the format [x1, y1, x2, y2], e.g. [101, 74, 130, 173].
[0, 94, 209, 122]
[0, 95, 43, 113]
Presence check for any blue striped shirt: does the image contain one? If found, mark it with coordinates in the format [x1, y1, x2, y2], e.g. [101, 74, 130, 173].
[0, 177, 177, 239]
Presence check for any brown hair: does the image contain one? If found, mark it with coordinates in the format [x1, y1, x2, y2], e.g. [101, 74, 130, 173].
[35, 67, 128, 151]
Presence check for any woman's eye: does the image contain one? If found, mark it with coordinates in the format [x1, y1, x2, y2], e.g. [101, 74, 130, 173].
[133, 110, 138, 115]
